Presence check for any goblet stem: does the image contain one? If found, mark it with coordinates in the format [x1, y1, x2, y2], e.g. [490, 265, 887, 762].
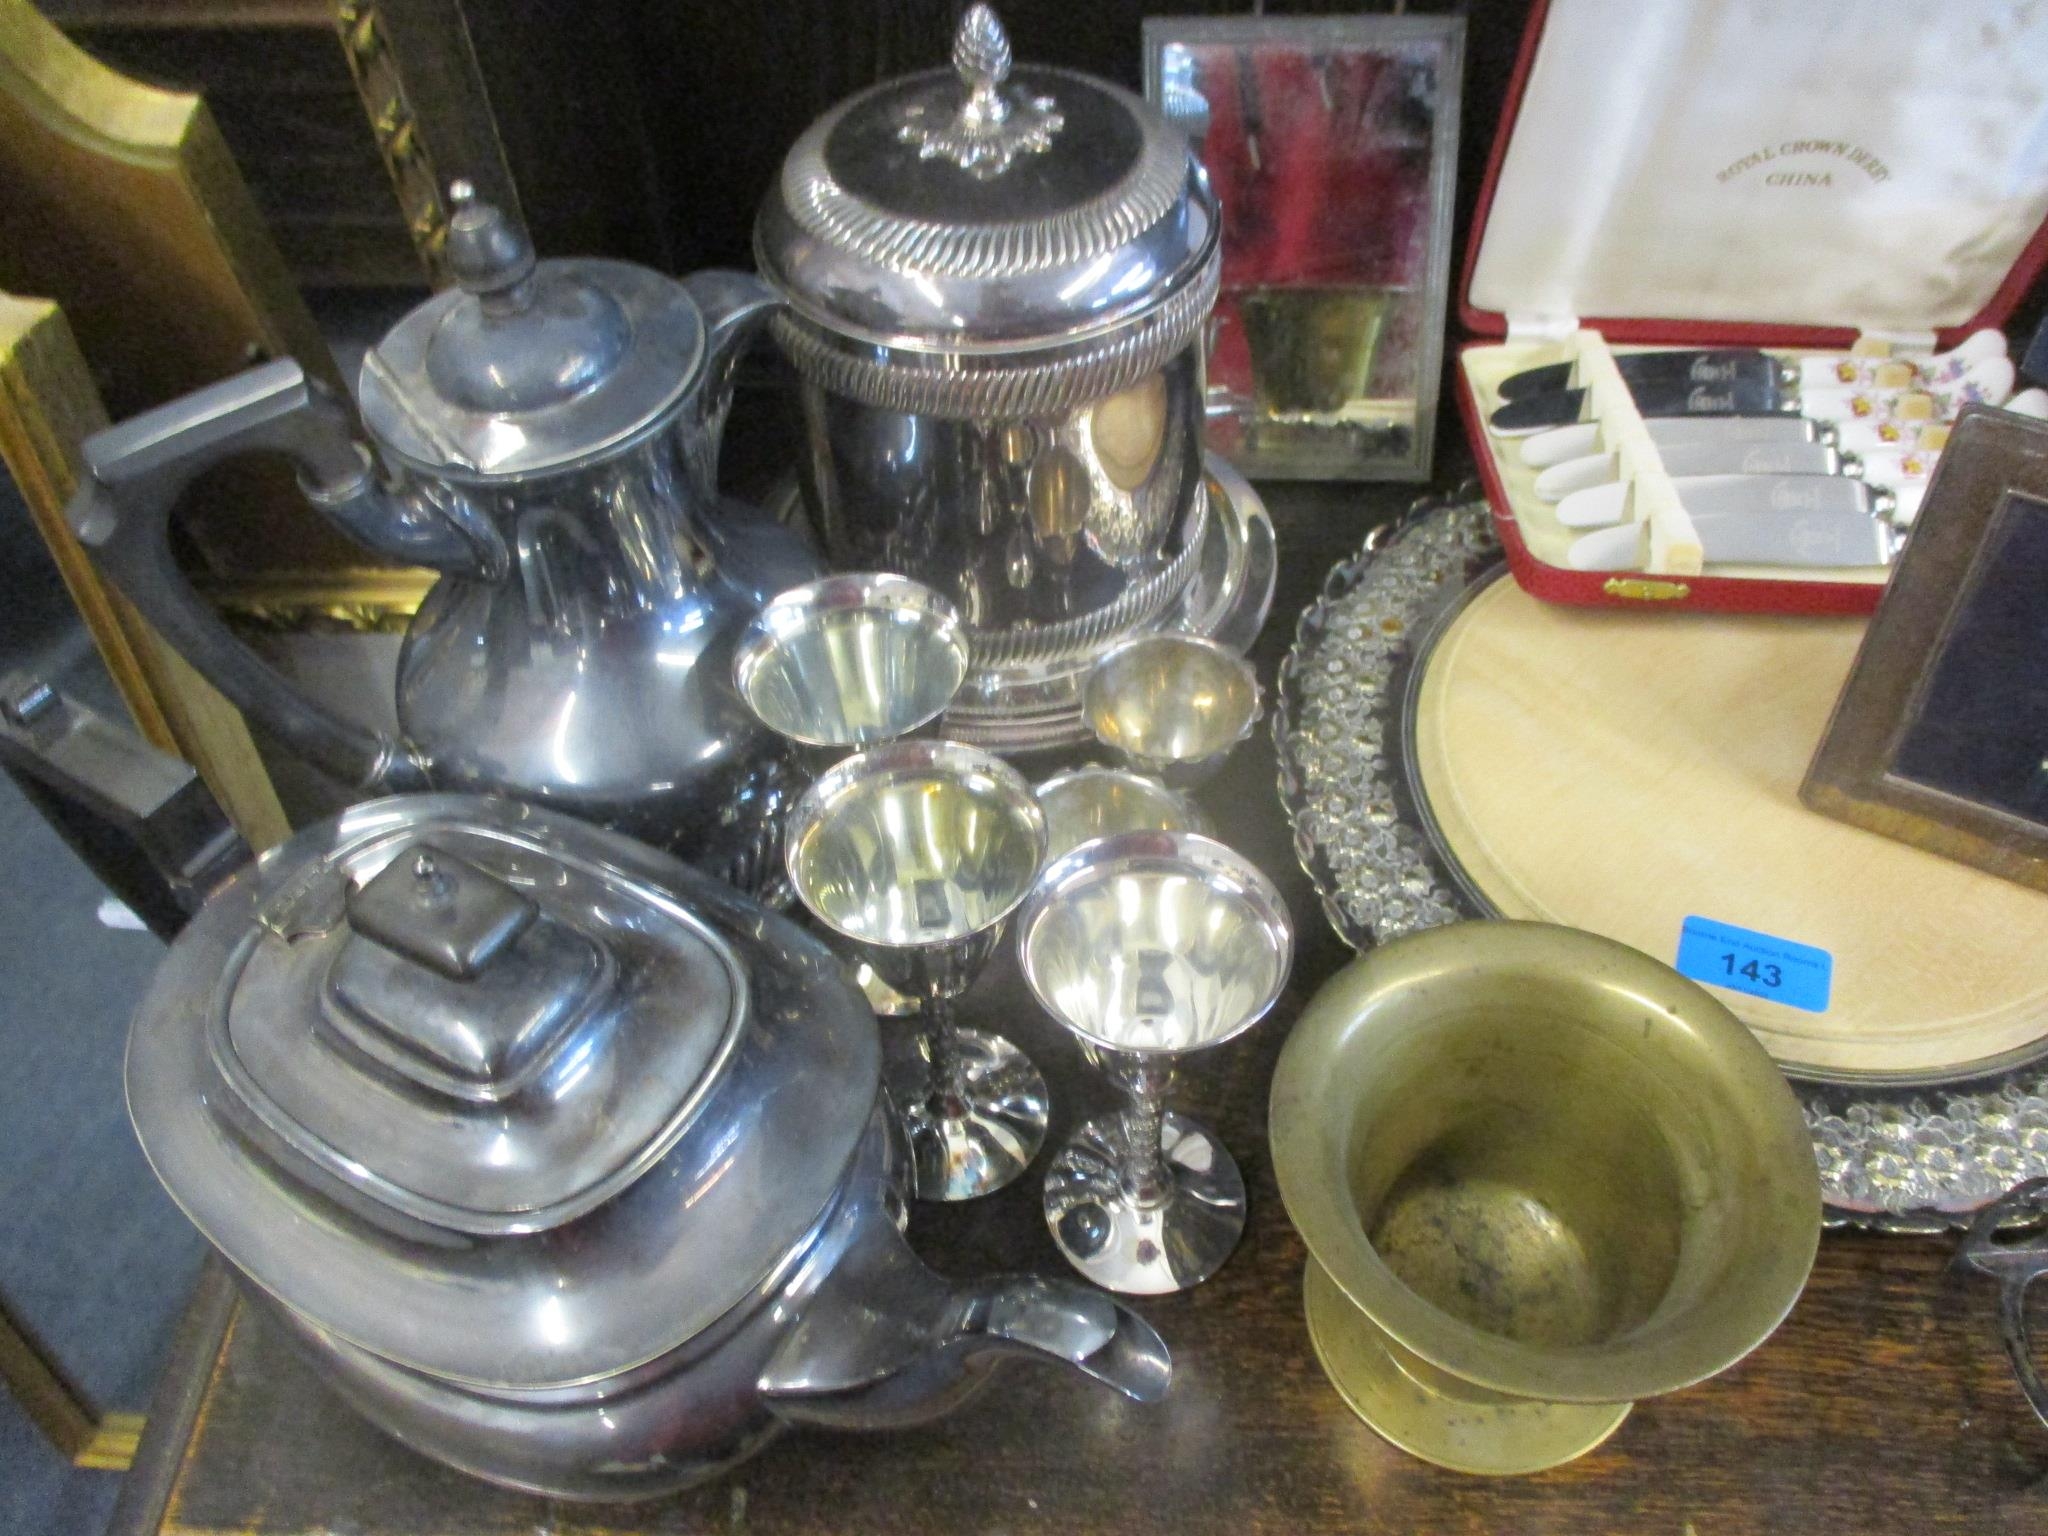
[1115, 1058, 1179, 1209]
[1120, 1089, 1173, 1208]
[923, 994, 968, 1108]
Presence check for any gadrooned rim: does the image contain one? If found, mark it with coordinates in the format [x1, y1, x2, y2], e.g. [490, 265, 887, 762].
[765, 247, 1220, 420]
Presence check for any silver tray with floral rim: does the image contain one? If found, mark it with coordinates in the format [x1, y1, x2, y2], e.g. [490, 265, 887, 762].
[1272, 488, 2048, 1232]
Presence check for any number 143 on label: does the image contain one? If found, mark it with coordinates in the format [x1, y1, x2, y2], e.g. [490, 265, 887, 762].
[1675, 916, 1833, 1013]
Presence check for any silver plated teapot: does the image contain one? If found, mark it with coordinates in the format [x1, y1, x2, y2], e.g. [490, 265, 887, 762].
[124, 792, 1170, 1500]
[68, 186, 811, 879]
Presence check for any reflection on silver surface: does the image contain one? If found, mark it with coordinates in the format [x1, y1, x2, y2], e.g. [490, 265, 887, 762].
[1018, 831, 1291, 1292]
[757, 4, 1215, 359]
[227, 833, 739, 1236]
[1034, 766, 1208, 864]
[396, 424, 790, 868]
[886, 1026, 1050, 1205]
[125, 795, 863, 1493]
[799, 356, 1207, 654]
[787, 741, 1051, 1200]
[756, 454, 1275, 753]
[125, 799, 1170, 1501]
[734, 573, 967, 751]
[1193, 454, 1279, 655]
[1084, 632, 1261, 786]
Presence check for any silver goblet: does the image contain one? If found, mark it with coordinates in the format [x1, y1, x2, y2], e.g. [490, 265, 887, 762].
[1034, 765, 1209, 864]
[1018, 831, 1292, 1294]
[733, 572, 969, 774]
[735, 572, 968, 986]
[1082, 633, 1261, 788]
[786, 739, 1050, 1202]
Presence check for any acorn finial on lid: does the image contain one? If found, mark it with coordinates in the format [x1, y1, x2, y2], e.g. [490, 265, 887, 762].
[954, 5, 1012, 92]
[442, 179, 536, 312]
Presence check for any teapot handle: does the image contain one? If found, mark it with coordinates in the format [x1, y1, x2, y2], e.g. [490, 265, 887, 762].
[67, 360, 430, 792]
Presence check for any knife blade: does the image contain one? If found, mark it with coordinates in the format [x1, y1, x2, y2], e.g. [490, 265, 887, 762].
[1490, 371, 1796, 435]
[1569, 506, 1900, 570]
[1563, 477, 1898, 569]
[1537, 439, 1840, 505]
[1517, 413, 1826, 469]
[1499, 349, 1789, 402]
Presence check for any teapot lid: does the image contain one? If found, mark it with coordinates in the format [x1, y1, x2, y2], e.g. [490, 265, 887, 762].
[755, 4, 1218, 353]
[358, 184, 707, 480]
[126, 796, 880, 1390]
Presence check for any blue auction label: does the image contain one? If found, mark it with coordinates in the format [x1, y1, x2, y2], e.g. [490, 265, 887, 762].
[1676, 916, 1832, 1013]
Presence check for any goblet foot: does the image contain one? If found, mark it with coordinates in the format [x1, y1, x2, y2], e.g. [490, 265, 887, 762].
[1043, 1110, 1245, 1295]
[885, 1027, 1048, 1201]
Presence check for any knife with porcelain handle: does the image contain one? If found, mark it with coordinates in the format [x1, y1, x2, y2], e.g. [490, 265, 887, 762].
[1490, 370, 1798, 435]
[1518, 413, 1829, 469]
[1499, 349, 1794, 402]
[1537, 438, 1842, 504]
[1568, 507, 1903, 570]
[1504, 332, 2004, 404]
[1563, 476, 1901, 569]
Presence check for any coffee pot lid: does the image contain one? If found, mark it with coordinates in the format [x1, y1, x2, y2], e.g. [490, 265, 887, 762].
[755, 5, 1218, 352]
[358, 183, 707, 480]
[125, 796, 879, 1389]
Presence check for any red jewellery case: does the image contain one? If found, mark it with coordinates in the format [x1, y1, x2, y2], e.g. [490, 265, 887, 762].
[1453, 0, 2048, 612]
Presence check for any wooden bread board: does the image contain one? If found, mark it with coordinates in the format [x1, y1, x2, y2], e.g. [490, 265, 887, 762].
[1410, 575, 2048, 1079]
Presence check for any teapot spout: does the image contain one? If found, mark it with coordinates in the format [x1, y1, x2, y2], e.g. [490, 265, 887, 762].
[760, 1270, 1169, 1430]
[756, 1198, 1170, 1430]
[960, 1274, 1172, 1404]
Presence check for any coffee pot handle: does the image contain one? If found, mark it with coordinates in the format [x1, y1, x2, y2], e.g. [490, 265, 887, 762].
[67, 360, 430, 792]
[1955, 1175, 2048, 1430]
[677, 270, 779, 495]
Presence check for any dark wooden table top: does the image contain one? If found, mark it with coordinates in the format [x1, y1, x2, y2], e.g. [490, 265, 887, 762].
[110, 480, 2048, 1536]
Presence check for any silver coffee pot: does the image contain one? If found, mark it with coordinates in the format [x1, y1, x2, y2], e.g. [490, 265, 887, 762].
[68, 185, 809, 878]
